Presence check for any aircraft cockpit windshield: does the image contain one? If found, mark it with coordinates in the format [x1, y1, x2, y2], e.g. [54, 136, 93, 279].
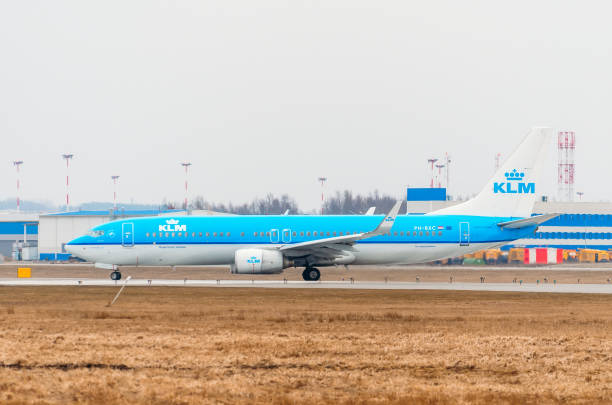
[88, 230, 105, 237]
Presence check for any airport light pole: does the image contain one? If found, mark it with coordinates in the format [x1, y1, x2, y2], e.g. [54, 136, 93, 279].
[444, 153, 451, 199]
[318, 177, 327, 215]
[13, 161, 23, 212]
[111, 175, 120, 211]
[181, 162, 192, 210]
[427, 159, 438, 188]
[62, 154, 74, 211]
[435, 164, 445, 188]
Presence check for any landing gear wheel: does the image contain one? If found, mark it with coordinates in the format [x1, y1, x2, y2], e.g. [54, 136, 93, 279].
[110, 271, 122, 281]
[302, 267, 320, 281]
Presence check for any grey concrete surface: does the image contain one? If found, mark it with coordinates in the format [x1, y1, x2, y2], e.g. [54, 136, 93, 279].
[2, 278, 612, 294]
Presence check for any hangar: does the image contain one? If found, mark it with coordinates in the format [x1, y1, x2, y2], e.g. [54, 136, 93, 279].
[37, 209, 184, 260]
[0, 212, 39, 258]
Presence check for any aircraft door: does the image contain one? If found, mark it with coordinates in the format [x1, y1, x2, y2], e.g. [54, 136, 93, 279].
[270, 229, 279, 243]
[459, 222, 470, 246]
[122, 223, 134, 247]
[282, 229, 291, 243]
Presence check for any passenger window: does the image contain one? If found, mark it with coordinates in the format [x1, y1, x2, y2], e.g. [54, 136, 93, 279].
[394, 231, 398, 236]
[425, 232, 429, 236]
[419, 232, 423, 236]
[266, 232, 270, 237]
[327, 232, 330, 236]
[171, 232, 175, 237]
[260, 232, 264, 237]
[213, 232, 217, 237]
[192, 232, 195, 237]
[178, 232, 182, 236]
[314, 231, 318, 236]
[226, 232, 230, 237]
[400, 231, 404, 236]
[241, 232, 245, 237]
[438, 231, 443, 236]
[253, 232, 258, 237]
[152, 232, 156, 237]
[307, 231, 311, 236]
[293, 231, 296, 237]
[333, 232, 337, 236]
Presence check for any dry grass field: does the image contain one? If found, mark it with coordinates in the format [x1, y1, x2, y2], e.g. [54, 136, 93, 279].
[1, 287, 612, 404]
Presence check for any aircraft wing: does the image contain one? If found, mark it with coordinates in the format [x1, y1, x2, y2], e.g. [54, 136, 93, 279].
[279, 201, 403, 258]
[497, 213, 559, 229]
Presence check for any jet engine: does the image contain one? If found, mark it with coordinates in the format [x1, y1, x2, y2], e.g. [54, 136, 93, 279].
[232, 249, 289, 274]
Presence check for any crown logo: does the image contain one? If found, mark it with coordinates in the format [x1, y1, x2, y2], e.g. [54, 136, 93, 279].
[504, 169, 525, 181]
[166, 219, 179, 225]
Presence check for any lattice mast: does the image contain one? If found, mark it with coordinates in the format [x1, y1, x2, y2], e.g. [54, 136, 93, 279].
[558, 131, 575, 202]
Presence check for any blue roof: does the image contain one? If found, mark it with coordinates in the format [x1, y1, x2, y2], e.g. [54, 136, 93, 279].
[43, 209, 185, 217]
[0, 221, 38, 234]
[407, 188, 447, 201]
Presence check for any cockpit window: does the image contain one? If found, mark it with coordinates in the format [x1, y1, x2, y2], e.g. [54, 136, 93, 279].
[88, 230, 105, 237]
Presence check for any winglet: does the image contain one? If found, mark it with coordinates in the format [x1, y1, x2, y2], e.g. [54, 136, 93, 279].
[371, 201, 403, 236]
[497, 213, 559, 229]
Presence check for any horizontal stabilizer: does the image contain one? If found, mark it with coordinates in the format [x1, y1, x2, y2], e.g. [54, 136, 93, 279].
[497, 213, 559, 229]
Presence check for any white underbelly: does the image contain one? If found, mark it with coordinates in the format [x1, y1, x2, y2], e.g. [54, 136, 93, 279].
[69, 242, 501, 267]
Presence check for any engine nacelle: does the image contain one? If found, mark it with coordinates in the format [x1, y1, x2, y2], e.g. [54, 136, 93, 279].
[232, 249, 288, 274]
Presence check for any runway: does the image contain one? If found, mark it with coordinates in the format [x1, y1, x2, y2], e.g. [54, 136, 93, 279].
[2, 278, 612, 294]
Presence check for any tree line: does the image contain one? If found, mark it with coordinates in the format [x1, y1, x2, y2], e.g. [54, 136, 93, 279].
[165, 190, 399, 215]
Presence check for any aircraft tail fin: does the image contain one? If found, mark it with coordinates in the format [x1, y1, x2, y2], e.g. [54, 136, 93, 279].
[430, 127, 553, 218]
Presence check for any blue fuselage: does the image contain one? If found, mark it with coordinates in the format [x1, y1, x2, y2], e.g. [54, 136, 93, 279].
[66, 214, 536, 267]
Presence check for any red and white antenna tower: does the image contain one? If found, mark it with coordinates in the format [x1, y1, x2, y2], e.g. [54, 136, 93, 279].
[62, 154, 74, 211]
[435, 164, 445, 188]
[181, 162, 192, 210]
[111, 176, 120, 210]
[427, 158, 438, 188]
[318, 177, 327, 215]
[13, 161, 23, 212]
[558, 131, 576, 202]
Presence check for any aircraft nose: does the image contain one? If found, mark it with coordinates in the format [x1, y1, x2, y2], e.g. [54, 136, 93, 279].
[65, 235, 89, 256]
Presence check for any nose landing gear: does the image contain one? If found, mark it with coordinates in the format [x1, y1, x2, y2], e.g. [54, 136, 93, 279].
[110, 271, 122, 281]
[302, 267, 320, 281]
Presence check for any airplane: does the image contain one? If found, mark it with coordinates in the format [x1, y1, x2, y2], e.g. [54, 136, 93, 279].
[66, 127, 555, 281]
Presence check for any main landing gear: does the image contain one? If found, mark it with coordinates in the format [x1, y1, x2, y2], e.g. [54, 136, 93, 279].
[302, 267, 321, 281]
[110, 271, 122, 281]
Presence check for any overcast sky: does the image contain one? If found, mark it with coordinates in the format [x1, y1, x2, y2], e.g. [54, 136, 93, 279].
[0, 1, 610, 211]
